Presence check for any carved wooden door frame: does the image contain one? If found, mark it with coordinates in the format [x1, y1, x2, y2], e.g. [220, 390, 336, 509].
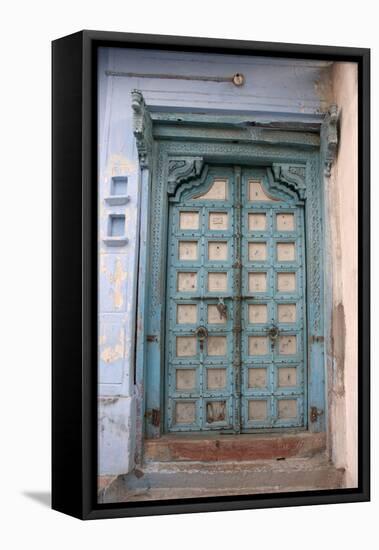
[131, 90, 339, 443]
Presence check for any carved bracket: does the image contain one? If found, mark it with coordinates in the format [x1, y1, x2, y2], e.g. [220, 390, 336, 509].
[270, 163, 307, 200]
[131, 90, 153, 168]
[321, 104, 339, 177]
[167, 157, 204, 196]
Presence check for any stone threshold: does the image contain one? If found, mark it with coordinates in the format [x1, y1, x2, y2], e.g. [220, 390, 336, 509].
[143, 431, 326, 462]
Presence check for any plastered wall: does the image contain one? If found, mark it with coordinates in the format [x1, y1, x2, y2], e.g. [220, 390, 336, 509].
[326, 62, 358, 487]
[98, 48, 357, 481]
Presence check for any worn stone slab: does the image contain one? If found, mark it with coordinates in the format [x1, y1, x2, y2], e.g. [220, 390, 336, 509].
[144, 432, 327, 462]
[99, 454, 344, 503]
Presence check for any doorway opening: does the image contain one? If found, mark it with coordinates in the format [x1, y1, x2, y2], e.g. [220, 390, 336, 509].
[165, 165, 307, 434]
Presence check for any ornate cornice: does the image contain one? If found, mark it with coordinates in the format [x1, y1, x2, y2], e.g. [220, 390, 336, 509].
[131, 90, 153, 168]
[167, 157, 204, 195]
[321, 104, 339, 177]
[271, 163, 307, 200]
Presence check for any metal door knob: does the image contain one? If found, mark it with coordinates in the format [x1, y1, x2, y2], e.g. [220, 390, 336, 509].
[195, 326, 208, 341]
[267, 324, 280, 347]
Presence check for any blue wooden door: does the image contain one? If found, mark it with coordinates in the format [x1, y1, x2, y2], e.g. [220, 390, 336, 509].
[166, 166, 306, 432]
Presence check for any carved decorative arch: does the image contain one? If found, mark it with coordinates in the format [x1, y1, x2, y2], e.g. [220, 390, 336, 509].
[269, 164, 307, 201]
[167, 157, 205, 197]
[165, 157, 307, 204]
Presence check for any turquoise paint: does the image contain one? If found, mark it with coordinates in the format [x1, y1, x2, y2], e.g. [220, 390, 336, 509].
[165, 166, 307, 432]
[240, 168, 307, 430]
[142, 116, 326, 437]
[166, 166, 235, 431]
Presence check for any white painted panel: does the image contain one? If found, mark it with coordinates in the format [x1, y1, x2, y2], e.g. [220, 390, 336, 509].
[278, 399, 297, 419]
[248, 368, 267, 388]
[249, 242, 267, 261]
[179, 211, 199, 230]
[176, 336, 197, 357]
[207, 368, 227, 390]
[248, 400, 267, 420]
[175, 402, 196, 424]
[248, 212, 267, 231]
[248, 272, 267, 292]
[208, 272, 227, 292]
[278, 367, 297, 387]
[279, 335, 297, 355]
[249, 180, 279, 202]
[177, 304, 197, 324]
[277, 213, 295, 231]
[208, 304, 227, 324]
[176, 369, 196, 390]
[277, 242, 296, 261]
[277, 272, 296, 292]
[249, 336, 269, 355]
[207, 336, 227, 356]
[208, 241, 228, 261]
[209, 212, 228, 230]
[179, 241, 198, 260]
[248, 304, 268, 323]
[194, 179, 227, 200]
[278, 303, 297, 323]
[177, 271, 197, 291]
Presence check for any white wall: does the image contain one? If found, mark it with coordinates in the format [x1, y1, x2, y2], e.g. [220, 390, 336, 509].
[326, 62, 358, 487]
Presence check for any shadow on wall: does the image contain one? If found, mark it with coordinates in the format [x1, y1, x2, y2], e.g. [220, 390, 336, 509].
[22, 491, 51, 508]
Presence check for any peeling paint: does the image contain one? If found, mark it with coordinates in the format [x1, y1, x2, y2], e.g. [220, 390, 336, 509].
[101, 397, 119, 406]
[314, 65, 334, 113]
[99, 333, 107, 346]
[106, 153, 137, 177]
[111, 258, 127, 309]
[331, 302, 346, 396]
[101, 343, 124, 363]
[100, 326, 124, 364]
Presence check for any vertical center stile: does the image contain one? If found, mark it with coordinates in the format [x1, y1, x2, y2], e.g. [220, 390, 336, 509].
[232, 166, 242, 433]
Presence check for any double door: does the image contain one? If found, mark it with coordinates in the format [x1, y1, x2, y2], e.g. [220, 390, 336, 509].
[165, 165, 306, 432]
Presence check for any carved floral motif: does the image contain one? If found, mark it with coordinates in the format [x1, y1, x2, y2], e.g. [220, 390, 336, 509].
[131, 89, 153, 168]
[321, 104, 339, 177]
[167, 157, 204, 195]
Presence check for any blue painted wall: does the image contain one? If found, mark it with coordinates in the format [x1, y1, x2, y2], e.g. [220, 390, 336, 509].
[97, 46, 332, 476]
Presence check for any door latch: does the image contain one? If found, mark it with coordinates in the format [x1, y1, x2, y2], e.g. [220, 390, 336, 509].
[195, 325, 208, 351]
[310, 406, 324, 423]
[216, 297, 228, 320]
[267, 324, 279, 350]
[145, 408, 161, 427]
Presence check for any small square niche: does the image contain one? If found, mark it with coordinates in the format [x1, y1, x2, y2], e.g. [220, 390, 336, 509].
[111, 176, 127, 196]
[103, 214, 128, 247]
[105, 176, 130, 205]
[109, 214, 125, 236]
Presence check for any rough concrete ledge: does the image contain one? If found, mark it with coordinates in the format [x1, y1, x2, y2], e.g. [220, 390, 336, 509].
[99, 455, 345, 503]
[144, 432, 326, 462]
[97, 475, 118, 501]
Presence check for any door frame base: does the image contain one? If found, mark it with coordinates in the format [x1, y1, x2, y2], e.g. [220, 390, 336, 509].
[143, 431, 326, 462]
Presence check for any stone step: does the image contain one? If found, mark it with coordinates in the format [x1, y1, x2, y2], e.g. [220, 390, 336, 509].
[144, 432, 326, 462]
[100, 455, 345, 503]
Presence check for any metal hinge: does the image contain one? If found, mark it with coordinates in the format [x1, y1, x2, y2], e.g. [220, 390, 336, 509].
[309, 335, 325, 344]
[145, 408, 160, 427]
[310, 406, 324, 423]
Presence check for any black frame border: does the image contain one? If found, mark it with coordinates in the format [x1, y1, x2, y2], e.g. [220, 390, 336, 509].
[52, 30, 370, 520]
